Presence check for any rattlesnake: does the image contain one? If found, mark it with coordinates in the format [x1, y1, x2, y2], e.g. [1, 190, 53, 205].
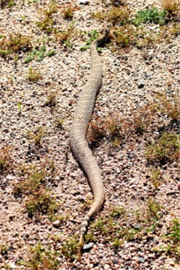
[70, 29, 109, 258]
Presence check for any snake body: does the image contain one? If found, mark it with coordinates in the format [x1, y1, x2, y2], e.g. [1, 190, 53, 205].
[70, 30, 109, 257]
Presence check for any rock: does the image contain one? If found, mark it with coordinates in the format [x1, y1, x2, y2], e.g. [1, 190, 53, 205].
[53, 220, 61, 228]
[104, 264, 110, 270]
[79, 0, 89, 4]
[8, 262, 16, 269]
[138, 82, 144, 89]
[83, 242, 94, 250]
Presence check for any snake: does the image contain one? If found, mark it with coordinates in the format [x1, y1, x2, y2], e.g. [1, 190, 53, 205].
[69, 29, 109, 259]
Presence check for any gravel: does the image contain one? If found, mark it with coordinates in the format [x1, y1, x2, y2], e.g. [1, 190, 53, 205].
[0, 0, 179, 269]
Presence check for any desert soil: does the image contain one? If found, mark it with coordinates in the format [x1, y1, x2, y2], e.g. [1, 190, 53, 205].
[0, 0, 179, 269]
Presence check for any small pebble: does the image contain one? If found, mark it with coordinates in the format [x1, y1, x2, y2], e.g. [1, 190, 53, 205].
[53, 220, 61, 228]
[79, 0, 89, 4]
[83, 242, 94, 250]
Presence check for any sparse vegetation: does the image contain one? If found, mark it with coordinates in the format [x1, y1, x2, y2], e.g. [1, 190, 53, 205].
[133, 7, 167, 26]
[60, 236, 79, 260]
[92, 6, 130, 25]
[80, 30, 100, 51]
[169, 219, 180, 243]
[88, 114, 123, 147]
[146, 132, 180, 164]
[90, 205, 140, 247]
[25, 46, 56, 63]
[13, 165, 47, 197]
[0, 33, 32, 57]
[0, 146, 12, 173]
[62, 3, 79, 20]
[25, 189, 58, 218]
[26, 67, 43, 82]
[149, 168, 162, 189]
[147, 198, 161, 220]
[19, 242, 60, 269]
[162, 0, 180, 17]
[156, 91, 180, 121]
[0, 244, 9, 256]
[45, 91, 57, 107]
[54, 118, 64, 129]
[55, 25, 75, 46]
[37, 1, 58, 34]
[0, 0, 14, 8]
[13, 161, 58, 218]
[153, 218, 180, 259]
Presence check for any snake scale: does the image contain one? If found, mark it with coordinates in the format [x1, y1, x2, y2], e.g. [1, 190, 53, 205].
[70, 29, 109, 258]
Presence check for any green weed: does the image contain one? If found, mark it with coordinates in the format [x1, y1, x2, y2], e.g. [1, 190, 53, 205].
[60, 236, 78, 260]
[0, 0, 14, 8]
[133, 7, 167, 26]
[45, 91, 57, 107]
[80, 30, 100, 51]
[88, 114, 122, 146]
[26, 67, 43, 82]
[25, 46, 56, 63]
[13, 165, 46, 197]
[21, 242, 59, 269]
[147, 198, 161, 220]
[0, 245, 9, 256]
[169, 219, 180, 243]
[25, 190, 58, 218]
[146, 133, 180, 164]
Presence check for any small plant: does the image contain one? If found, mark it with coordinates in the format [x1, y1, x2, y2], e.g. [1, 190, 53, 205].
[54, 118, 64, 129]
[0, 146, 12, 173]
[62, 3, 78, 20]
[27, 126, 45, 145]
[80, 30, 100, 51]
[25, 190, 58, 218]
[0, 245, 9, 256]
[92, 6, 130, 25]
[45, 91, 57, 107]
[149, 168, 162, 189]
[110, 25, 138, 48]
[110, 206, 126, 218]
[0, 0, 14, 8]
[0, 33, 32, 57]
[22, 242, 59, 269]
[133, 7, 167, 26]
[169, 219, 180, 243]
[37, 16, 55, 34]
[46, 49, 56, 57]
[147, 198, 161, 220]
[88, 114, 122, 146]
[146, 132, 180, 164]
[13, 165, 46, 197]
[55, 25, 75, 46]
[27, 67, 43, 82]
[44, 0, 58, 17]
[37, 1, 58, 34]
[156, 91, 180, 121]
[25, 46, 56, 63]
[162, 0, 180, 16]
[153, 218, 180, 259]
[60, 236, 79, 260]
